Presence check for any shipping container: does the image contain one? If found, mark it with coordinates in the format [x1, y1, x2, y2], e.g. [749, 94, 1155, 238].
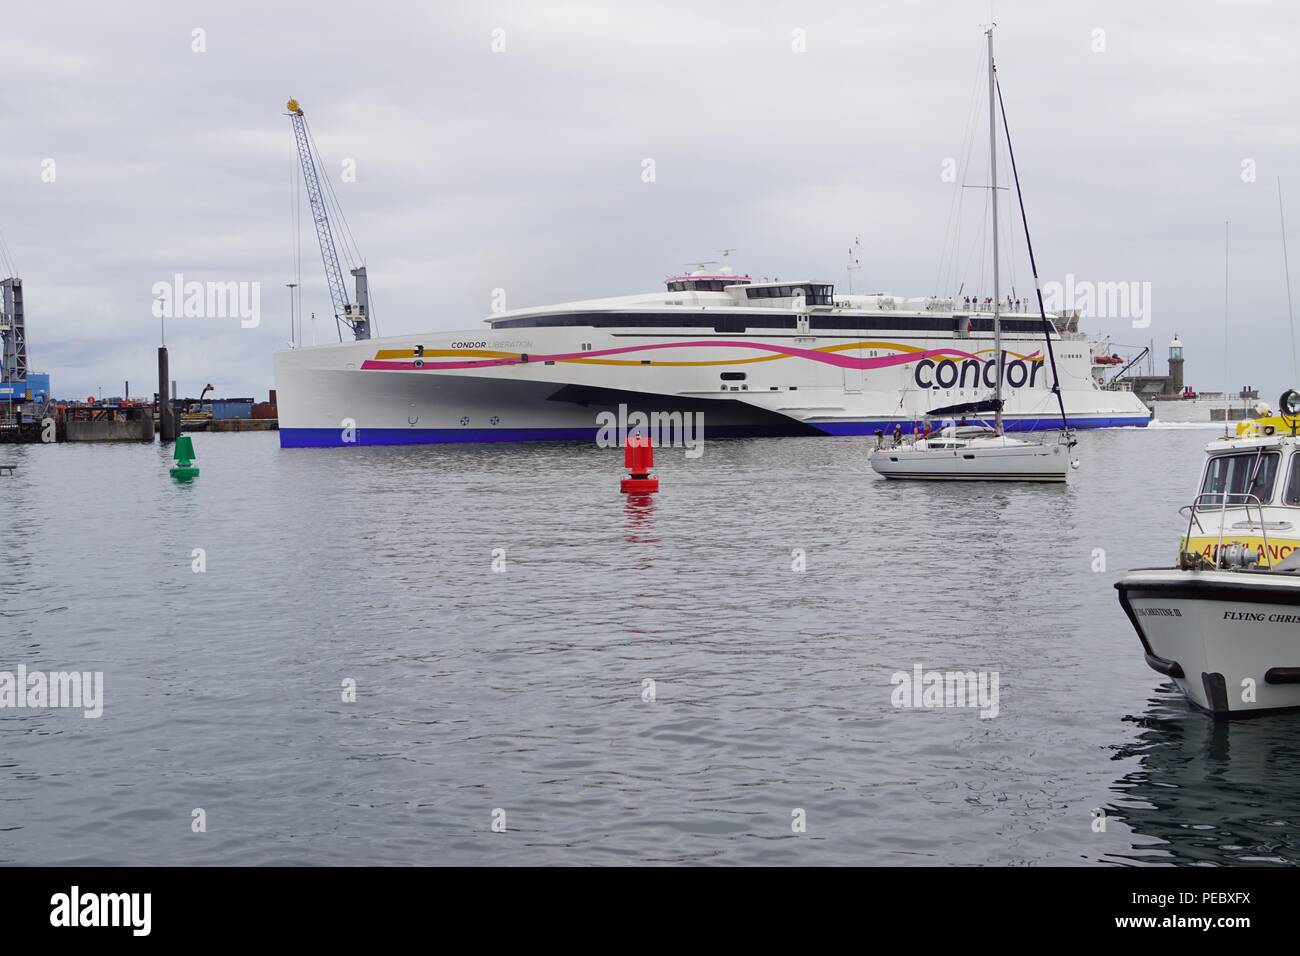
[211, 400, 254, 420]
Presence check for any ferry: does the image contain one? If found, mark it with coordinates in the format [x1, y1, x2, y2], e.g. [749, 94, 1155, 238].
[272, 269, 1151, 447]
[1117, 397, 1300, 716]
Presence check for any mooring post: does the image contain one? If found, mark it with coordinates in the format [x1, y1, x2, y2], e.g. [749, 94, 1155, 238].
[158, 346, 175, 443]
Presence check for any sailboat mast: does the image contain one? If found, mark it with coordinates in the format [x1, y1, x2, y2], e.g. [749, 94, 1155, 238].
[987, 26, 1003, 434]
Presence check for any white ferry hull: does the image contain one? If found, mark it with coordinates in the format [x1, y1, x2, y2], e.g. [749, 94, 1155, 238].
[1117, 569, 1300, 716]
[274, 325, 1149, 447]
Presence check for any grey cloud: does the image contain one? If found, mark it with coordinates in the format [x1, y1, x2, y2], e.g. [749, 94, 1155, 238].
[1, 0, 1297, 399]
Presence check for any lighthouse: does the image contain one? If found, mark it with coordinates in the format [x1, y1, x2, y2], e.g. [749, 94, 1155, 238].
[1168, 335, 1184, 394]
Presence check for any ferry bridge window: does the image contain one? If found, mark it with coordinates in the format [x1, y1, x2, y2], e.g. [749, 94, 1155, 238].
[744, 284, 833, 305]
[669, 279, 732, 292]
[1199, 451, 1280, 508]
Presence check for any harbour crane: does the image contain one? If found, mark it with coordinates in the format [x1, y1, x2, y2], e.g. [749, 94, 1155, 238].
[286, 98, 370, 341]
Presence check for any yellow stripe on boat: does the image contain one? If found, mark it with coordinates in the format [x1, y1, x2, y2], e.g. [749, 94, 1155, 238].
[1182, 534, 1300, 569]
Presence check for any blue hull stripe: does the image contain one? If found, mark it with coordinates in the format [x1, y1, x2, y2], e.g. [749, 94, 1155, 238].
[279, 415, 1149, 448]
[814, 415, 1149, 436]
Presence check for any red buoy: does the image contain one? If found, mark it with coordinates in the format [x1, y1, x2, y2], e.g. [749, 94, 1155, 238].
[620, 434, 659, 494]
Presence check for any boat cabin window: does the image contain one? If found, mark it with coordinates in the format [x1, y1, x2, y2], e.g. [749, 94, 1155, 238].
[1284, 456, 1300, 506]
[1198, 450, 1280, 508]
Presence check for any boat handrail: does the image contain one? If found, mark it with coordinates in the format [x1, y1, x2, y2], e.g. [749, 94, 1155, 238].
[1183, 492, 1273, 567]
[1177, 503, 1206, 536]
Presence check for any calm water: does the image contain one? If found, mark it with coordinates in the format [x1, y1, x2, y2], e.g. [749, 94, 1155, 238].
[3, 425, 1300, 866]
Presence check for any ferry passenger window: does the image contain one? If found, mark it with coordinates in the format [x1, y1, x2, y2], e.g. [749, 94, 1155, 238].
[1199, 451, 1280, 508]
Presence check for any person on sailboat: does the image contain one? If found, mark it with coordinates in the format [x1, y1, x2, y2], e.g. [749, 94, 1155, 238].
[892, 423, 903, 446]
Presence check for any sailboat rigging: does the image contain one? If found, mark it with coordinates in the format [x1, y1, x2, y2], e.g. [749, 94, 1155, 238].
[995, 76, 1073, 441]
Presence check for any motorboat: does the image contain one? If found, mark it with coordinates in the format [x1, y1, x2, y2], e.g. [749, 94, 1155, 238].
[1116, 391, 1300, 716]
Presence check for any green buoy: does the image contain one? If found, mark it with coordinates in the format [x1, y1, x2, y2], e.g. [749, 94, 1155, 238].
[170, 434, 200, 482]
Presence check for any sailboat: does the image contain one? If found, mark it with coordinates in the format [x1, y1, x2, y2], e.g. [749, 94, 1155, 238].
[869, 26, 1077, 482]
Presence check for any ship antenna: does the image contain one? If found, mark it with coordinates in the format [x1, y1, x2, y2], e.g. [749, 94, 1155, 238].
[1279, 178, 1298, 387]
[1225, 220, 1231, 439]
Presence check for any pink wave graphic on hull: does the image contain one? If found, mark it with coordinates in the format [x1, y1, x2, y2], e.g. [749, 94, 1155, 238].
[359, 340, 1041, 372]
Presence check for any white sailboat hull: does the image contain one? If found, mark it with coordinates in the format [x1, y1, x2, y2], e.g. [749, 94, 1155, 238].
[867, 435, 1071, 481]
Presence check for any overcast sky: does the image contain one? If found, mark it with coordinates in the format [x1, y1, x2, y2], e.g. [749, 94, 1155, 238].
[2, 0, 1298, 400]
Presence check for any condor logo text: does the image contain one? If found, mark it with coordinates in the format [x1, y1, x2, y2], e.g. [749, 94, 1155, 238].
[914, 352, 1046, 391]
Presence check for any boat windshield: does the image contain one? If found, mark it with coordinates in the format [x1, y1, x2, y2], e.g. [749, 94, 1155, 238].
[1283, 455, 1300, 506]
[1198, 450, 1280, 509]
